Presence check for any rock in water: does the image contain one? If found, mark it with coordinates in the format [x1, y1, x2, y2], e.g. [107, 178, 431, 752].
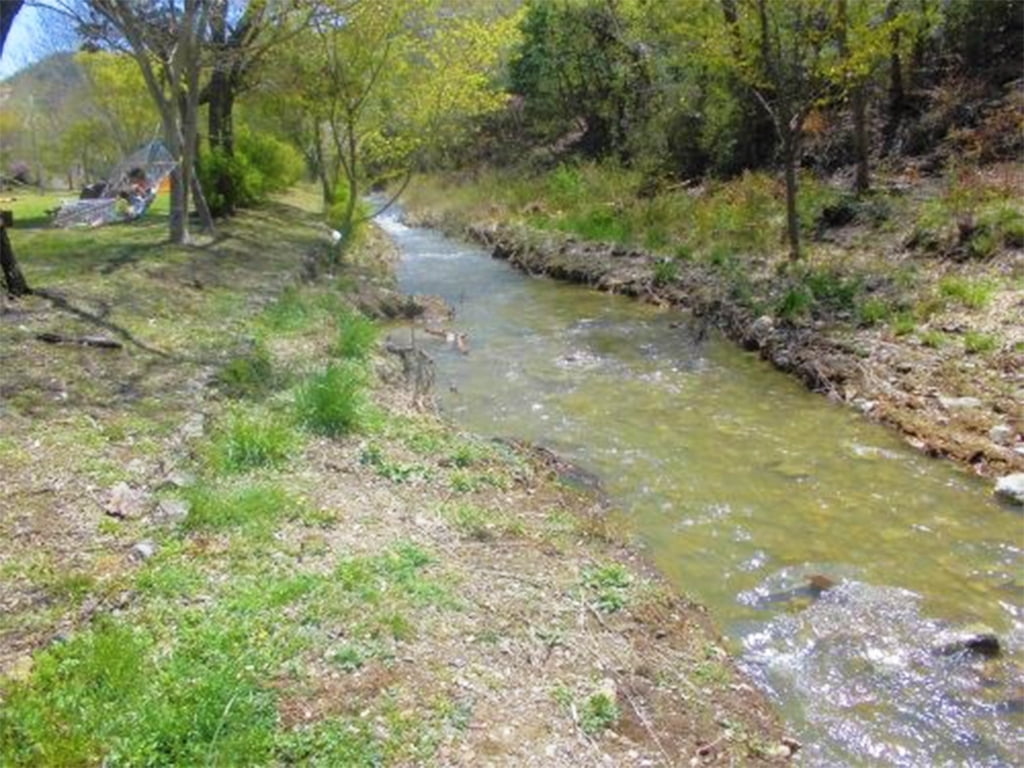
[994, 474, 1024, 506]
[934, 627, 1001, 658]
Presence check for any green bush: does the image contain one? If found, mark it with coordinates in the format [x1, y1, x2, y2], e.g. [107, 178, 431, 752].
[198, 128, 303, 217]
[295, 363, 366, 437]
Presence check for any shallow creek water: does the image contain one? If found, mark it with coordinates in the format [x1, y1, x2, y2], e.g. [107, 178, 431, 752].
[379, 210, 1023, 766]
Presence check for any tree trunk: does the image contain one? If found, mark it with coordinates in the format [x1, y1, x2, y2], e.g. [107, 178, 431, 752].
[208, 71, 235, 155]
[0, 216, 31, 297]
[169, 167, 188, 243]
[884, 1, 905, 151]
[851, 86, 870, 194]
[782, 135, 801, 261]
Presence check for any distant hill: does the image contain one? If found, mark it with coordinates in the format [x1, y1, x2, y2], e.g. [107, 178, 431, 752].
[0, 50, 83, 112]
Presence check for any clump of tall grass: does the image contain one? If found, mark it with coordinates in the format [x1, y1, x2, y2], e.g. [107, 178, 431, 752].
[295, 363, 366, 436]
[208, 408, 299, 474]
[331, 309, 377, 360]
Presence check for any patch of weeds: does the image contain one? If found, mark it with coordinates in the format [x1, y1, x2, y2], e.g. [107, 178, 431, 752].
[919, 329, 948, 349]
[857, 297, 891, 327]
[208, 408, 299, 474]
[295, 363, 366, 437]
[216, 341, 278, 399]
[804, 267, 861, 312]
[440, 502, 521, 541]
[674, 243, 694, 261]
[580, 691, 620, 735]
[0, 618, 280, 766]
[330, 643, 369, 672]
[891, 313, 917, 337]
[334, 543, 448, 610]
[134, 554, 203, 599]
[777, 285, 813, 321]
[652, 257, 679, 286]
[332, 309, 378, 360]
[182, 481, 300, 534]
[583, 562, 632, 613]
[938, 276, 995, 309]
[260, 286, 313, 332]
[980, 203, 1024, 247]
[563, 207, 631, 244]
[360, 443, 427, 483]
[964, 331, 998, 354]
[449, 469, 507, 494]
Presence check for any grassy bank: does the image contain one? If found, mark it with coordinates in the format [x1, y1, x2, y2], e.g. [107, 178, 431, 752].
[0, 193, 786, 765]
[400, 163, 1024, 476]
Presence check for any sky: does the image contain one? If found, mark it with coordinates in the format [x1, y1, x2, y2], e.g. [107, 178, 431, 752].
[0, 5, 72, 80]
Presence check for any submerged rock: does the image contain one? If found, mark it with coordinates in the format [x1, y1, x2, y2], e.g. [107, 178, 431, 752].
[994, 473, 1024, 506]
[933, 626, 1002, 658]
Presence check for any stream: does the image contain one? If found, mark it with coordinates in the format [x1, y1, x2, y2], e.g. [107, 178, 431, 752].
[378, 208, 1023, 766]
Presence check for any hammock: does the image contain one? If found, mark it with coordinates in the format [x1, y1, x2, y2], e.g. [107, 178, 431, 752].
[52, 141, 177, 229]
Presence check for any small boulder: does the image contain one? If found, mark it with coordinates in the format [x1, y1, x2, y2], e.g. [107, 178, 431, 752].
[129, 540, 157, 562]
[104, 481, 148, 520]
[988, 424, 1014, 446]
[152, 498, 190, 525]
[938, 395, 982, 410]
[994, 474, 1024, 506]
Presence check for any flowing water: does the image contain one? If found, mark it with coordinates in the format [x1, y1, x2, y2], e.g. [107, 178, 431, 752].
[379, 209, 1023, 766]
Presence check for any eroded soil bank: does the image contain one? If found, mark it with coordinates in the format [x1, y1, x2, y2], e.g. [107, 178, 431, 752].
[0, 195, 788, 765]
[401, 209, 1023, 482]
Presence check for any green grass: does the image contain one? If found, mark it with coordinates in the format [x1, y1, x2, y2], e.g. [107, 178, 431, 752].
[0, 618, 279, 767]
[260, 286, 315, 332]
[215, 341, 278, 399]
[938, 276, 996, 309]
[207, 408, 300, 473]
[181, 480, 301, 533]
[964, 331, 998, 354]
[295, 363, 367, 437]
[332, 309, 378, 360]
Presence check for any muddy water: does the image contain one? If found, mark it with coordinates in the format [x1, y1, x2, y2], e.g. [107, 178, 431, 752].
[380, 211, 1023, 766]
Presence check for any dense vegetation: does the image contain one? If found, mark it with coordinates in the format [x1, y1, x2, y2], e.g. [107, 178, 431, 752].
[2, 1, 1019, 251]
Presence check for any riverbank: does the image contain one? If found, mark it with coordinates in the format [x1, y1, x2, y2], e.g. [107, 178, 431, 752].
[0, 192, 788, 765]
[398, 165, 1023, 483]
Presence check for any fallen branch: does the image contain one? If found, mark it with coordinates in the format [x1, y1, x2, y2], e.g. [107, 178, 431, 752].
[36, 332, 123, 349]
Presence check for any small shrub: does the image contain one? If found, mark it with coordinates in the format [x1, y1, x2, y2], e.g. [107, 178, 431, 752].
[580, 692, 619, 735]
[208, 409, 298, 473]
[296, 364, 366, 437]
[964, 331, 998, 354]
[332, 310, 377, 360]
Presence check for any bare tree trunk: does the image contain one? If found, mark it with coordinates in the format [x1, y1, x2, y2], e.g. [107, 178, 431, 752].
[782, 134, 801, 261]
[851, 87, 870, 194]
[1, 215, 31, 297]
